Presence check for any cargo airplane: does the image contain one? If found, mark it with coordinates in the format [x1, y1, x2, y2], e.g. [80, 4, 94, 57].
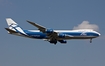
[5, 18, 100, 44]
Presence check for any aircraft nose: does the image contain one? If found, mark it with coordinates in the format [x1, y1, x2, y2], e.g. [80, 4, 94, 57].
[98, 33, 101, 36]
[96, 32, 101, 36]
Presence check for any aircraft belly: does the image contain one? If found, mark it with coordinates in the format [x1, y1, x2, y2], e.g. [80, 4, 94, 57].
[69, 36, 96, 39]
[58, 36, 97, 40]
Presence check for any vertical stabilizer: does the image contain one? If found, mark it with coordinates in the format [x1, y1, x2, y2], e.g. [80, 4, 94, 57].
[6, 18, 26, 35]
[6, 18, 18, 31]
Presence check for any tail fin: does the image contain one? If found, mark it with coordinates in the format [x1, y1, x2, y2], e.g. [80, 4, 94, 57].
[6, 18, 18, 31]
[6, 18, 26, 35]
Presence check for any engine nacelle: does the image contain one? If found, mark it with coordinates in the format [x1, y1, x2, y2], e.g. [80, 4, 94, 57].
[58, 34, 66, 38]
[45, 29, 54, 33]
[49, 40, 57, 44]
[58, 40, 67, 43]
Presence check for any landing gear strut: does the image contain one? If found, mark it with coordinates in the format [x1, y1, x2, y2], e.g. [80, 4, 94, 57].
[90, 39, 92, 43]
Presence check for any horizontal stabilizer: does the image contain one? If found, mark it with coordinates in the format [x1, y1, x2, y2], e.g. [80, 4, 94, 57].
[5, 28, 18, 34]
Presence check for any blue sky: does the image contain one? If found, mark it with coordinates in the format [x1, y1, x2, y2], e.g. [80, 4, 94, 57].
[0, 0, 105, 66]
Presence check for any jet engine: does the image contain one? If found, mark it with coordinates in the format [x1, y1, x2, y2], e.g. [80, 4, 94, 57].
[49, 40, 57, 44]
[58, 34, 66, 38]
[58, 40, 67, 43]
[45, 29, 54, 33]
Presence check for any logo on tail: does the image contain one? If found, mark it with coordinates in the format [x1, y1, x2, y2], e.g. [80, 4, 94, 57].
[6, 18, 27, 35]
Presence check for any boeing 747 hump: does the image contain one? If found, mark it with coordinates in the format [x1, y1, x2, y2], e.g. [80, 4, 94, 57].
[5, 18, 101, 44]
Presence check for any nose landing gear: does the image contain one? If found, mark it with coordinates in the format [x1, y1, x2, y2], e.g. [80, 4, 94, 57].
[90, 39, 92, 43]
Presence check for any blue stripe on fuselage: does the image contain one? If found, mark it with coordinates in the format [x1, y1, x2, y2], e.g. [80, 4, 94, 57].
[61, 32, 99, 37]
[24, 30, 47, 39]
[23, 30, 99, 39]
[62, 32, 81, 36]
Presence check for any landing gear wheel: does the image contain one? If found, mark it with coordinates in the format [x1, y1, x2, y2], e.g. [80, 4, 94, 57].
[54, 41, 57, 45]
[54, 42, 57, 45]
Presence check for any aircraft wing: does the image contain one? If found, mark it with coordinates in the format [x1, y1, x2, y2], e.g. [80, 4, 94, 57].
[27, 21, 46, 32]
[27, 21, 74, 38]
[27, 21, 74, 44]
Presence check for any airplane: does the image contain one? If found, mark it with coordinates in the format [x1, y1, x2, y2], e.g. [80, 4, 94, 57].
[5, 18, 101, 44]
